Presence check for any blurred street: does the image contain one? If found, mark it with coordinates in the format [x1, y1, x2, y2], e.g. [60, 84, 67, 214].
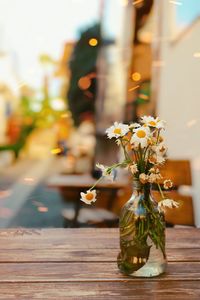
[0, 157, 65, 228]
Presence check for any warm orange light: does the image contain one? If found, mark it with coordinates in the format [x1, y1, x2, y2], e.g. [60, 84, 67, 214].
[23, 177, 35, 183]
[51, 148, 62, 154]
[133, 0, 144, 6]
[131, 72, 141, 82]
[78, 76, 91, 90]
[193, 52, 200, 58]
[121, 0, 128, 6]
[187, 119, 198, 128]
[139, 94, 149, 100]
[128, 85, 140, 92]
[89, 38, 98, 47]
[38, 206, 48, 212]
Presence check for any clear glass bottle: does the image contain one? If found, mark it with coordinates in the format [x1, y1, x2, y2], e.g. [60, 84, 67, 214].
[117, 180, 167, 277]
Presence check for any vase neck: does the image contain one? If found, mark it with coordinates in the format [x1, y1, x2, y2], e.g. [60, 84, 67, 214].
[132, 180, 142, 191]
[132, 180, 150, 190]
[132, 180, 151, 200]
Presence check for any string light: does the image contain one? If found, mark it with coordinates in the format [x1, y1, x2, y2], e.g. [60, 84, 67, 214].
[89, 38, 98, 47]
[131, 72, 141, 82]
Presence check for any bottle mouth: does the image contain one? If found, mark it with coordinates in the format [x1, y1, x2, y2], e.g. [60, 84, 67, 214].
[133, 179, 151, 191]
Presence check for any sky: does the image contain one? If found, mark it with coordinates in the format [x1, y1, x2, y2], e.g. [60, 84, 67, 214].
[0, 0, 100, 88]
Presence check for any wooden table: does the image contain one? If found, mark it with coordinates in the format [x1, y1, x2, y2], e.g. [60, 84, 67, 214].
[47, 174, 127, 226]
[0, 228, 200, 299]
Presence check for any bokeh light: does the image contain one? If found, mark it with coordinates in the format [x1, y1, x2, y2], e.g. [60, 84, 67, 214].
[193, 52, 200, 58]
[131, 72, 141, 82]
[38, 206, 48, 213]
[78, 76, 91, 90]
[89, 38, 98, 47]
[51, 148, 62, 155]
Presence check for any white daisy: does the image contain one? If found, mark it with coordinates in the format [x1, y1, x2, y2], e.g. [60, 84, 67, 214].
[106, 122, 129, 139]
[149, 167, 160, 174]
[96, 163, 115, 181]
[156, 119, 166, 130]
[148, 173, 162, 183]
[141, 116, 166, 130]
[158, 199, 179, 209]
[130, 126, 150, 148]
[139, 173, 149, 184]
[80, 190, 97, 205]
[148, 153, 165, 165]
[115, 139, 121, 146]
[129, 123, 140, 129]
[129, 163, 138, 175]
[156, 155, 166, 165]
[163, 179, 173, 189]
[152, 144, 167, 156]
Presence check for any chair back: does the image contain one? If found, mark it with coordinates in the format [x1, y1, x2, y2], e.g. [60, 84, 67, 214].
[154, 160, 194, 226]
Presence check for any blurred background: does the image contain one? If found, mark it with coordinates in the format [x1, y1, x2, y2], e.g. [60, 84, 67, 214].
[0, 0, 199, 228]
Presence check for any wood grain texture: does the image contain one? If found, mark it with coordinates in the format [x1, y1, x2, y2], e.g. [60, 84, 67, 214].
[0, 228, 199, 249]
[0, 262, 200, 282]
[0, 282, 199, 300]
[0, 228, 199, 299]
[0, 248, 199, 263]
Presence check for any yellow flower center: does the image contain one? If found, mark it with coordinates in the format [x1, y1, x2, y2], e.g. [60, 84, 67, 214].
[85, 193, 94, 201]
[114, 128, 121, 135]
[149, 121, 156, 126]
[136, 130, 146, 138]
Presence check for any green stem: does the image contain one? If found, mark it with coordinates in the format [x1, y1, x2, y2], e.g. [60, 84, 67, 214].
[89, 176, 104, 191]
[157, 183, 165, 199]
[120, 139, 131, 161]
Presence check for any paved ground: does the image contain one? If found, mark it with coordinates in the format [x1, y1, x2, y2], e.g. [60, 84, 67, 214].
[0, 157, 66, 228]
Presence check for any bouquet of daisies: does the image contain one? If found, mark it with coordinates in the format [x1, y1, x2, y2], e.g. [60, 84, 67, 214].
[80, 116, 178, 210]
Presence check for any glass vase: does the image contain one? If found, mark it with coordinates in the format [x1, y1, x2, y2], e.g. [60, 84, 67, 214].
[117, 180, 167, 277]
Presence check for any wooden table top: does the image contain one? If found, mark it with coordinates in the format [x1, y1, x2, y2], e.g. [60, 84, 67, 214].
[47, 173, 127, 189]
[0, 228, 199, 299]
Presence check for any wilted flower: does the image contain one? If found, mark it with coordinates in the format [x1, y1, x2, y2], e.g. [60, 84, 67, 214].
[156, 155, 166, 165]
[152, 144, 167, 156]
[96, 163, 116, 181]
[149, 167, 160, 174]
[163, 179, 173, 189]
[149, 154, 165, 165]
[148, 173, 162, 183]
[129, 163, 138, 175]
[80, 190, 97, 205]
[139, 173, 149, 184]
[158, 199, 179, 209]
